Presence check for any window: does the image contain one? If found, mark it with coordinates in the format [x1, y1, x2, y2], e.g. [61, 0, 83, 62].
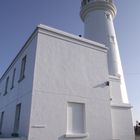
[105, 12, 111, 20]
[66, 102, 87, 138]
[82, 0, 86, 6]
[12, 103, 21, 137]
[4, 76, 9, 95]
[11, 68, 16, 89]
[19, 56, 26, 82]
[0, 112, 4, 134]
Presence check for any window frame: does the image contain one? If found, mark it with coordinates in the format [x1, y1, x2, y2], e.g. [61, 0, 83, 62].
[65, 102, 88, 138]
[11, 68, 16, 89]
[12, 103, 21, 137]
[0, 112, 4, 135]
[4, 76, 9, 96]
[18, 55, 27, 82]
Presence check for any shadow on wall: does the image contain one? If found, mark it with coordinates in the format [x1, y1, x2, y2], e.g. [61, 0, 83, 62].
[58, 135, 66, 140]
[93, 81, 110, 88]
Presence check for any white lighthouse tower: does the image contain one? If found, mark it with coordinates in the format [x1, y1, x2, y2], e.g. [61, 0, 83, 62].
[80, 0, 135, 140]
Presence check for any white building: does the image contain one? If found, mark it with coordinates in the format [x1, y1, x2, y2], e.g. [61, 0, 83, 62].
[0, 0, 135, 140]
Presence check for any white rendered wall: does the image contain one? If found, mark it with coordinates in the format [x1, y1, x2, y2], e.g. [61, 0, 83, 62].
[111, 106, 135, 140]
[0, 35, 38, 138]
[28, 25, 113, 140]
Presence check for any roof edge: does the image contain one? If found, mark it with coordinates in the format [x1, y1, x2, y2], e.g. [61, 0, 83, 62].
[0, 28, 38, 82]
[37, 24, 107, 52]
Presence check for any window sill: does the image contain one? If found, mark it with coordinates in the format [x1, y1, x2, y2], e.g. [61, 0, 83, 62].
[65, 132, 88, 138]
[18, 76, 25, 83]
[3, 92, 7, 96]
[11, 133, 19, 137]
[10, 86, 14, 90]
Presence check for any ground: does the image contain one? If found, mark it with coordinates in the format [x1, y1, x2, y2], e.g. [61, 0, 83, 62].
[136, 135, 140, 140]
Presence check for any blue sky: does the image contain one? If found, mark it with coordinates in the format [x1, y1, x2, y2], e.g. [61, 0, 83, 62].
[0, 0, 140, 125]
